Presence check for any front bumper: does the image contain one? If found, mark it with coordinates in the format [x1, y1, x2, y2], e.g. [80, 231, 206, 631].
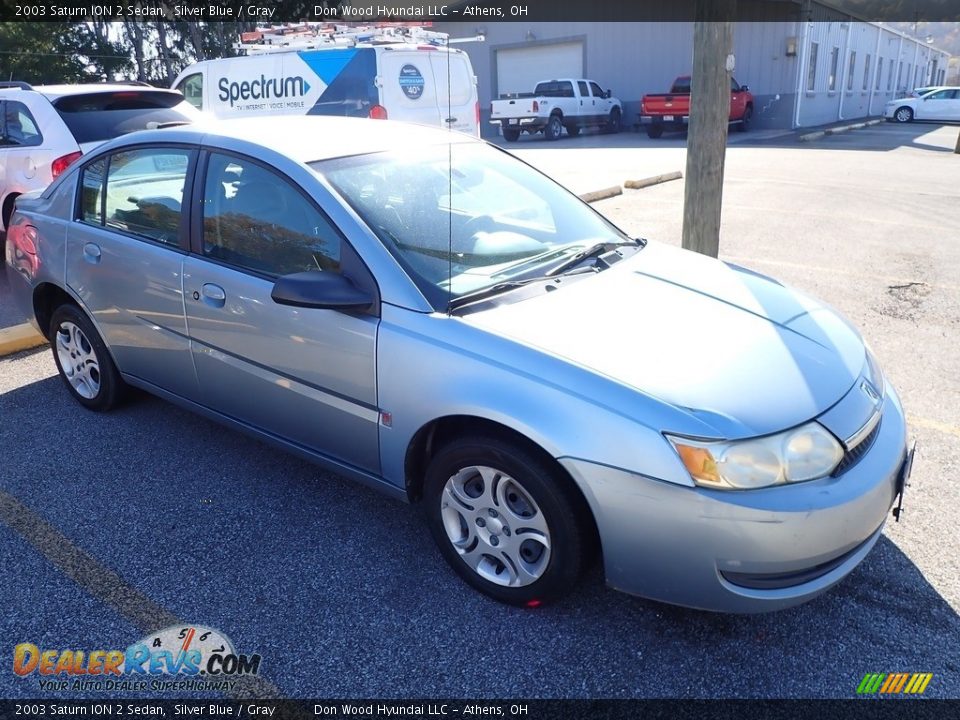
[561, 384, 908, 613]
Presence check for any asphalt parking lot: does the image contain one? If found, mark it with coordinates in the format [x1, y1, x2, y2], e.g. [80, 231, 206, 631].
[1, 121, 959, 700]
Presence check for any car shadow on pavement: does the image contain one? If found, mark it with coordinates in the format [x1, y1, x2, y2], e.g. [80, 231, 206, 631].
[0, 368, 957, 699]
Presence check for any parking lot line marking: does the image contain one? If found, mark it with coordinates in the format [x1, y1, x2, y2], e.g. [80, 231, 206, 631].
[724, 255, 958, 294]
[0, 489, 283, 700]
[907, 415, 960, 440]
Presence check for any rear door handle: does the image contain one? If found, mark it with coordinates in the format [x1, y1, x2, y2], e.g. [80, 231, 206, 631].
[445, 117, 458, 124]
[200, 283, 226, 308]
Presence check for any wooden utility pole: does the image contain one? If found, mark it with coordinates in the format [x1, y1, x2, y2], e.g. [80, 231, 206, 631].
[955, 128, 960, 154]
[682, 2, 736, 258]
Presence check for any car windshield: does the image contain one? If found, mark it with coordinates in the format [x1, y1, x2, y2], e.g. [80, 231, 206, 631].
[314, 142, 631, 308]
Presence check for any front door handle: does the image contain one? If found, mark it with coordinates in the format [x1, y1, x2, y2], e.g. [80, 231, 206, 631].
[82, 243, 101, 264]
[200, 283, 226, 308]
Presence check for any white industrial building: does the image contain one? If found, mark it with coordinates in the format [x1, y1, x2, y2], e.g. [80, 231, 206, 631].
[435, 2, 952, 136]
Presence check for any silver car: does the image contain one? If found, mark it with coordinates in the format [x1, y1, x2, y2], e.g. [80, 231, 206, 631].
[5, 116, 911, 612]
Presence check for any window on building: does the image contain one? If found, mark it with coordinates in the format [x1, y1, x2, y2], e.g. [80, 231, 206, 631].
[829, 46, 840, 91]
[875, 58, 883, 90]
[807, 42, 819, 91]
[847, 51, 856, 91]
[897, 62, 904, 92]
[863, 54, 871, 91]
[888, 59, 895, 90]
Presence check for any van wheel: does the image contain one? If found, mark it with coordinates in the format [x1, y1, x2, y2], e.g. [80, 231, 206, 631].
[646, 124, 664, 139]
[565, 123, 581, 137]
[502, 127, 521, 142]
[544, 115, 563, 141]
[50, 304, 124, 411]
[605, 108, 621, 134]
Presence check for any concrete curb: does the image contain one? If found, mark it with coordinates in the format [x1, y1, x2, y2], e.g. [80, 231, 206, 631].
[800, 118, 884, 142]
[624, 171, 683, 189]
[0, 322, 46, 358]
[579, 185, 623, 203]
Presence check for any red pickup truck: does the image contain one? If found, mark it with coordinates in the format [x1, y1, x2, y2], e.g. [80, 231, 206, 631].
[639, 76, 754, 138]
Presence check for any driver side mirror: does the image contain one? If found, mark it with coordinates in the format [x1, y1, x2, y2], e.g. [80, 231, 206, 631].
[271, 271, 373, 312]
[605, 89, 612, 99]
[739, 84, 749, 92]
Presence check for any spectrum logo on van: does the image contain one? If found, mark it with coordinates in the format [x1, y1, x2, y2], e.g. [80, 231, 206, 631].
[218, 74, 312, 107]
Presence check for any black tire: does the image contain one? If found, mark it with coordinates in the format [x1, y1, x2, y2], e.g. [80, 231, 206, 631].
[49, 304, 124, 411]
[646, 124, 664, 139]
[502, 126, 521, 142]
[738, 105, 753, 132]
[605, 107, 622, 134]
[544, 114, 563, 141]
[893, 106, 914, 123]
[424, 435, 590, 606]
[564, 123, 581, 137]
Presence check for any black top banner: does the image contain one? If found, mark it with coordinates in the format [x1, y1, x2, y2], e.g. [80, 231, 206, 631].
[1, 0, 959, 23]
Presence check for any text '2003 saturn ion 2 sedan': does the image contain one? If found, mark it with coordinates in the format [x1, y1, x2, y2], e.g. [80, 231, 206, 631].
[5, 116, 912, 612]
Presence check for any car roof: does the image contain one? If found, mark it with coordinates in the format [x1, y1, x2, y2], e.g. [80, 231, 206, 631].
[117, 115, 480, 163]
[31, 84, 182, 100]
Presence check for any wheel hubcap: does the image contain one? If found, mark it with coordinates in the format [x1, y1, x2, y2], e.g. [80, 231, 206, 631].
[55, 321, 101, 399]
[440, 465, 551, 588]
[897, 109, 910, 121]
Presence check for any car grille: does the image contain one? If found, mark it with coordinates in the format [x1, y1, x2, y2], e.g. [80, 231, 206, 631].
[833, 419, 881, 476]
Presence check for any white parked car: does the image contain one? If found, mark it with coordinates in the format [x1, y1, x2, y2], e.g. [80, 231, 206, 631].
[885, 86, 960, 123]
[0, 82, 198, 234]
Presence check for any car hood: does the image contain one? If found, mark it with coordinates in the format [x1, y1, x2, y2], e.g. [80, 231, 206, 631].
[461, 242, 865, 438]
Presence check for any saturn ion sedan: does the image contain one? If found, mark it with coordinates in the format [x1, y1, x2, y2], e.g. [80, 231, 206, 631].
[5, 116, 912, 612]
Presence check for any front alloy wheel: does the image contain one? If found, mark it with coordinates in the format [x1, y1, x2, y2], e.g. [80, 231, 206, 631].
[424, 436, 590, 605]
[440, 465, 551, 588]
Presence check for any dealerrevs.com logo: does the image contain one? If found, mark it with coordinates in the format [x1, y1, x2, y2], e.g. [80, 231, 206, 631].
[13, 625, 262, 693]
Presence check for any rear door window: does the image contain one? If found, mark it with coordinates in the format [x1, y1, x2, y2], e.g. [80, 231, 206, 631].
[534, 81, 575, 98]
[101, 147, 191, 246]
[0, 100, 43, 147]
[53, 91, 193, 145]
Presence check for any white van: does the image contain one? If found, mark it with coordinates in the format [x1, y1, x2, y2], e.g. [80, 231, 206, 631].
[171, 27, 480, 136]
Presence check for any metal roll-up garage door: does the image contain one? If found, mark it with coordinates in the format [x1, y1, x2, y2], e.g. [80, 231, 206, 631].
[495, 42, 584, 97]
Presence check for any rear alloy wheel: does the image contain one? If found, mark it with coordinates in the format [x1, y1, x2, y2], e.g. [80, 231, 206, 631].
[544, 115, 563, 141]
[502, 127, 521, 142]
[50, 304, 124, 411]
[424, 436, 589, 606]
[894, 106, 914, 123]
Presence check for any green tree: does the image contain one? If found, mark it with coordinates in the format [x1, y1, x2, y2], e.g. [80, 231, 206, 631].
[0, 22, 129, 84]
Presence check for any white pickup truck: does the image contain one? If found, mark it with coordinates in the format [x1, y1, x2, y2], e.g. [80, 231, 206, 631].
[490, 78, 622, 141]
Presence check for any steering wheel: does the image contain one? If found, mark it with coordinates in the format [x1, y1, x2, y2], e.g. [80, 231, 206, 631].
[461, 214, 496, 237]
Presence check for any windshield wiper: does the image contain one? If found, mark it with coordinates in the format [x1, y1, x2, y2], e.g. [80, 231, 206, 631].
[447, 276, 554, 312]
[545, 240, 638, 277]
[447, 267, 596, 312]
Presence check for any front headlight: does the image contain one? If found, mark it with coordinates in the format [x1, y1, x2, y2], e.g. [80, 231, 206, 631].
[667, 422, 844, 490]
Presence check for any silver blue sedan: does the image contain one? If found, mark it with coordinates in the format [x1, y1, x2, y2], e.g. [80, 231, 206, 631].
[4, 116, 911, 612]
